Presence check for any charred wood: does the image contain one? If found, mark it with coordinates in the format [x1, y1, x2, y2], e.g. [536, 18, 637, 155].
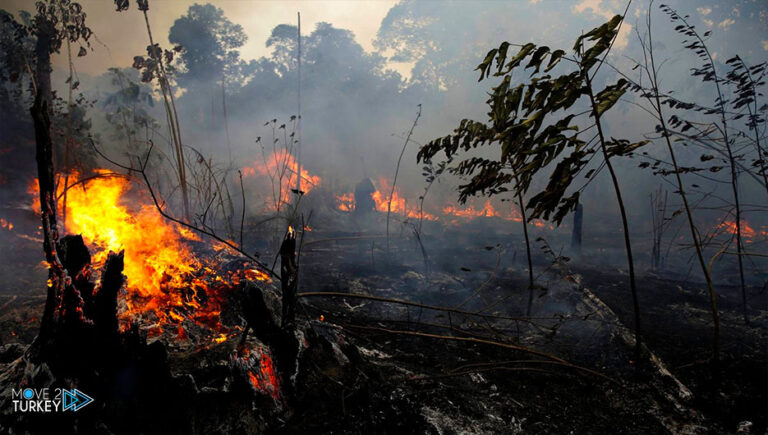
[571, 201, 583, 255]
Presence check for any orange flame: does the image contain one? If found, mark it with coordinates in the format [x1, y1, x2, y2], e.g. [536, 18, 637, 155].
[0, 218, 13, 231]
[335, 177, 439, 221]
[334, 181, 541, 223]
[715, 219, 767, 242]
[336, 192, 355, 212]
[244, 347, 281, 401]
[30, 170, 270, 337]
[242, 150, 321, 210]
[441, 199, 522, 221]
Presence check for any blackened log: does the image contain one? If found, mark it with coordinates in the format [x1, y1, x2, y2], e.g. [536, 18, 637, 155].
[58, 235, 95, 315]
[239, 283, 282, 347]
[57, 235, 91, 277]
[60, 280, 87, 326]
[94, 250, 125, 337]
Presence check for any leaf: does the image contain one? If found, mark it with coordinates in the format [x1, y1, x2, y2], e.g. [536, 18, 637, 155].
[545, 49, 565, 72]
[526, 46, 550, 73]
[594, 79, 628, 116]
[504, 43, 537, 73]
[475, 48, 498, 81]
[77, 46, 87, 57]
[114, 0, 129, 11]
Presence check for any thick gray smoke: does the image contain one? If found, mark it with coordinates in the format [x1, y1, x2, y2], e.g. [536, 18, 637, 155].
[2, 0, 766, 281]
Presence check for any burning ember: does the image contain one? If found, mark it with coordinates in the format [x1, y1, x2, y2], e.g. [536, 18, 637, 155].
[235, 344, 281, 401]
[714, 219, 768, 243]
[0, 218, 13, 230]
[30, 170, 270, 338]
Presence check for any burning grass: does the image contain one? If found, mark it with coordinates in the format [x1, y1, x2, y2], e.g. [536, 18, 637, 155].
[29, 170, 270, 340]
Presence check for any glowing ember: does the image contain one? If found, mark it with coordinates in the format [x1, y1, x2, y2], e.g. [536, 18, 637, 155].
[714, 219, 767, 243]
[243, 347, 281, 401]
[0, 218, 13, 230]
[717, 220, 754, 238]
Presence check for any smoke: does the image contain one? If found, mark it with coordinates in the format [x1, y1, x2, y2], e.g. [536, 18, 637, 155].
[1, 0, 766, 279]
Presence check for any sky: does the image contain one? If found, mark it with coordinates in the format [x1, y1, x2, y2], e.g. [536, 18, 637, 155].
[1, 0, 765, 80]
[1, 0, 399, 76]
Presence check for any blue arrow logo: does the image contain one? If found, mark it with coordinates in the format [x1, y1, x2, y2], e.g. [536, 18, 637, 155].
[62, 389, 94, 411]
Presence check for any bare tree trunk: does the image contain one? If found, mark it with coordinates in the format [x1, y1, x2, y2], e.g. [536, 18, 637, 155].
[141, 7, 191, 222]
[280, 228, 298, 332]
[29, 20, 65, 359]
[222, 81, 232, 164]
[571, 201, 583, 255]
[513, 174, 535, 316]
[387, 105, 421, 254]
[645, 5, 719, 363]
[585, 73, 642, 357]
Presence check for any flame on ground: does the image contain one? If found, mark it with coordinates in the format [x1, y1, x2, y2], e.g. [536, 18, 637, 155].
[715, 219, 767, 242]
[335, 192, 355, 212]
[0, 218, 13, 230]
[334, 178, 439, 221]
[242, 149, 321, 211]
[30, 170, 270, 338]
[442, 199, 522, 222]
[334, 179, 555, 226]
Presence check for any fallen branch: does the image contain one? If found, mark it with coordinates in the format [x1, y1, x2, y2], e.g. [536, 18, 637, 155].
[343, 323, 619, 385]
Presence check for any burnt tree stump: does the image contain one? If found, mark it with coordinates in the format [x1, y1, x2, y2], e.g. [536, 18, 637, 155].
[571, 201, 583, 254]
[280, 228, 298, 331]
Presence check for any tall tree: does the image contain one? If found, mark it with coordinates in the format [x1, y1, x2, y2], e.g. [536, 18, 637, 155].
[419, 15, 648, 353]
[169, 2, 250, 154]
[23, 0, 92, 358]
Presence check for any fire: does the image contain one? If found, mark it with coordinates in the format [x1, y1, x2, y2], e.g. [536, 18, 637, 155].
[336, 192, 355, 212]
[715, 219, 767, 242]
[63, 171, 200, 296]
[334, 180, 542, 224]
[242, 149, 321, 211]
[30, 170, 270, 338]
[335, 177, 439, 221]
[0, 218, 13, 230]
[242, 346, 281, 401]
[442, 199, 522, 221]
[371, 177, 406, 214]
